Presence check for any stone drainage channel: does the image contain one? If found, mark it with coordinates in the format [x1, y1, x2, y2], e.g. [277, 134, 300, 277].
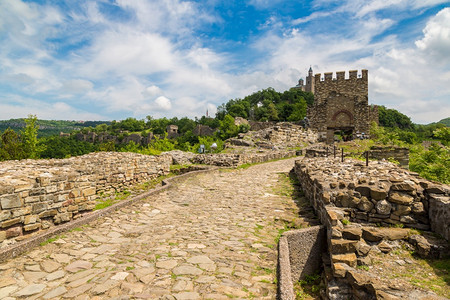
[0, 157, 317, 299]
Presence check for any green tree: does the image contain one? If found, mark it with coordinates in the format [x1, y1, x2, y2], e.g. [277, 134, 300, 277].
[410, 144, 449, 184]
[287, 98, 307, 121]
[378, 106, 413, 129]
[267, 103, 279, 121]
[0, 128, 24, 160]
[433, 127, 450, 145]
[22, 115, 44, 159]
[217, 114, 239, 139]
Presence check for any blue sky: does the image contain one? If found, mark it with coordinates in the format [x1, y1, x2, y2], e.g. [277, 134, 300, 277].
[0, 0, 449, 124]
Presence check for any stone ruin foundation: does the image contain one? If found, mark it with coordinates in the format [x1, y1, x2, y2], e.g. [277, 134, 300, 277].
[288, 156, 449, 299]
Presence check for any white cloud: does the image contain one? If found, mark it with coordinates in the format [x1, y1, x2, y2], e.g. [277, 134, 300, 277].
[81, 30, 175, 77]
[144, 85, 163, 97]
[155, 96, 172, 111]
[415, 7, 450, 64]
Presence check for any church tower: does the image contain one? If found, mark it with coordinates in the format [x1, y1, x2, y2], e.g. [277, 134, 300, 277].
[305, 66, 314, 94]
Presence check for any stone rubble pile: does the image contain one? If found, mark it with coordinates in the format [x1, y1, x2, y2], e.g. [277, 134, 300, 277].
[294, 156, 449, 299]
[0, 152, 171, 246]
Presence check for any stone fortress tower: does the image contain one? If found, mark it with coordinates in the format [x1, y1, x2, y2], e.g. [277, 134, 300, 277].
[301, 68, 378, 143]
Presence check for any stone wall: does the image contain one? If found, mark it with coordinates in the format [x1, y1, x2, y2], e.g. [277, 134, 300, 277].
[248, 120, 276, 131]
[293, 157, 449, 298]
[304, 144, 410, 169]
[193, 124, 216, 136]
[369, 146, 409, 168]
[0, 152, 171, 245]
[192, 150, 297, 167]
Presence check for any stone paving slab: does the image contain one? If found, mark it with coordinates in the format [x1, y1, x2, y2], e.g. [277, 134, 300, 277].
[0, 158, 304, 299]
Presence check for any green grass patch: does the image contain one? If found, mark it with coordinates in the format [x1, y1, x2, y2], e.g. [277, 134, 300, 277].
[294, 273, 323, 300]
[94, 198, 115, 210]
[357, 265, 369, 271]
[40, 234, 66, 246]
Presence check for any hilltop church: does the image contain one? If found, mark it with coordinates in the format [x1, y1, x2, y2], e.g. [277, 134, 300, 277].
[294, 67, 378, 143]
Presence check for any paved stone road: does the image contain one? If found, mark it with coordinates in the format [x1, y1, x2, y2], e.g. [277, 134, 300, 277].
[0, 158, 310, 300]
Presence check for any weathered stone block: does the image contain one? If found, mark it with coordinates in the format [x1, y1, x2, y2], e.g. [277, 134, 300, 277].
[332, 253, 357, 268]
[425, 186, 446, 194]
[82, 187, 96, 197]
[388, 192, 414, 205]
[362, 227, 409, 242]
[54, 212, 72, 224]
[355, 186, 370, 197]
[393, 204, 411, 216]
[24, 196, 40, 203]
[5, 226, 22, 238]
[375, 200, 392, 215]
[46, 185, 58, 193]
[12, 206, 31, 217]
[29, 188, 45, 196]
[69, 189, 82, 198]
[0, 210, 12, 222]
[370, 187, 387, 201]
[342, 227, 362, 240]
[32, 203, 48, 214]
[0, 230, 6, 242]
[13, 180, 34, 192]
[1, 217, 21, 228]
[38, 175, 52, 186]
[377, 241, 392, 253]
[391, 181, 416, 192]
[412, 202, 425, 214]
[330, 239, 358, 254]
[24, 223, 41, 231]
[0, 194, 22, 209]
[67, 205, 78, 212]
[355, 241, 371, 256]
[39, 209, 58, 218]
[24, 214, 38, 225]
[332, 262, 351, 278]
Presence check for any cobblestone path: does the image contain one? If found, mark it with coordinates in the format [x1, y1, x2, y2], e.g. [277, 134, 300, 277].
[0, 157, 311, 300]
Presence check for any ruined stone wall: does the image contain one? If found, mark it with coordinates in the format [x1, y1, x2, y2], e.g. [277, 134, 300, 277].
[294, 157, 449, 298]
[369, 146, 409, 168]
[193, 125, 216, 136]
[192, 150, 297, 167]
[248, 121, 276, 131]
[304, 144, 410, 169]
[0, 152, 171, 245]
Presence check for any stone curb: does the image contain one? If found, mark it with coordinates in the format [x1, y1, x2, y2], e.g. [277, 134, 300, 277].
[277, 235, 295, 300]
[277, 226, 326, 300]
[0, 166, 218, 263]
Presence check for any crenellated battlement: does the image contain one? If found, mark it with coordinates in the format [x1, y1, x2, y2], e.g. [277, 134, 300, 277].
[314, 69, 368, 82]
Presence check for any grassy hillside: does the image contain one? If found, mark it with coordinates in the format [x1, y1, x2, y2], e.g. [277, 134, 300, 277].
[437, 117, 450, 127]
